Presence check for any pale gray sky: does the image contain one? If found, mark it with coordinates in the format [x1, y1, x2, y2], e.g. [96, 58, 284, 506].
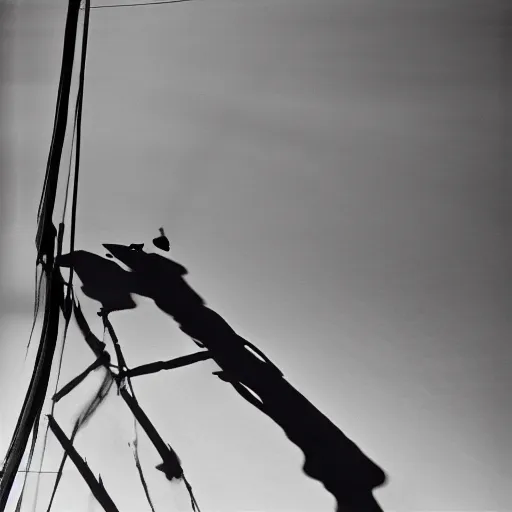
[1, 1, 510, 511]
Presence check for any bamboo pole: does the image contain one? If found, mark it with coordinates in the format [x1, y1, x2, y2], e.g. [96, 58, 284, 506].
[100, 312, 186, 482]
[47, 416, 119, 512]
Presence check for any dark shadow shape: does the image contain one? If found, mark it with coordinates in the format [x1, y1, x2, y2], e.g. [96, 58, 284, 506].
[153, 227, 170, 252]
[57, 246, 388, 511]
[58, 250, 137, 313]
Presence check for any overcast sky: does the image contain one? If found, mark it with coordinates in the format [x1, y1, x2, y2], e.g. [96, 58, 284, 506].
[1, 1, 510, 511]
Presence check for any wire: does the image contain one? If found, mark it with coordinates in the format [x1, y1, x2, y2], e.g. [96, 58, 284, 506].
[24, 265, 45, 360]
[131, 438, 156, 512]
[88, 0, 195, 9]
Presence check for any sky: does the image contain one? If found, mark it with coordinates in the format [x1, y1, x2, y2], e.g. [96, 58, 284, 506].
[0, 0, 510, 511]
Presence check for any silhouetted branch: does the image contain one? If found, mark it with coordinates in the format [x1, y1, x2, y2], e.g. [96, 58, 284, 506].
[100, 312, 128, 373]
[119, 388, 184, 481]
[68, 302, 189, 483]
[89, 0, 194, 9]
[47, 416, 119, 512]
[47, 370, 114, 512]
[65, 310, 200, 507]
[45, 423, 79, 512]
[52, 352, 110, 403]
[73, 298, 107, 356]
[123, 351, 211, 378]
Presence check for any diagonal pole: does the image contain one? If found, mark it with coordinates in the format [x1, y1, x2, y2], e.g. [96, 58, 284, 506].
[47, 416, 119, 512]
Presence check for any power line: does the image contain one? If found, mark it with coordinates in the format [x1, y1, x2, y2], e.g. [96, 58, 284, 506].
[88, 0, 195, 9]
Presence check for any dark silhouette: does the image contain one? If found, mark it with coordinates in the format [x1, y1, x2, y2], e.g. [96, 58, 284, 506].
[153, 227, 170, 252]
[57, 244, 388, 511]
[155, 444, 183, 481]
[128, 243, 145, 251]
[47, 415, 120, 512]
[57, 250, 137, 313]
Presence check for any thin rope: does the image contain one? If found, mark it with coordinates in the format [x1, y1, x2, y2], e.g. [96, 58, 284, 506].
[88, 0, 194, 9]
[131, 438, 157, 512]
[24, 265, 45, 360]
[183, 475, 201, 512]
